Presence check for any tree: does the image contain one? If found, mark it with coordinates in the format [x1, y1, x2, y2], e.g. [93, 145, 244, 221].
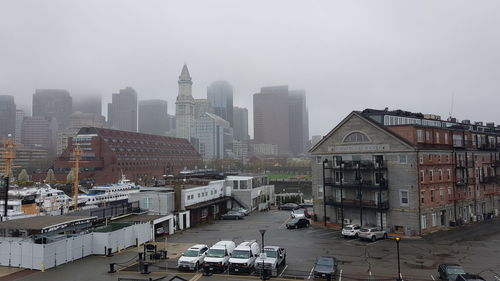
[18, 169, 29, 182]
[45, 169, 56, 183]
[66, 169, 74, 184]
[8, 168, 14, 180]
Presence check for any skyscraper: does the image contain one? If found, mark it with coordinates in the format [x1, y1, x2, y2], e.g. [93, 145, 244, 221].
[57, 112, 106, 155]
[32, 89, 72, 130]
[15, 109, 25, 144]
[207, 81, 234, 127]
[21, 116, 58, 156]
[288, 90, 309, 155]
[138, 99, 169, 136]
[73, 94, 102, 115]
[253, 86, 290, 155]
[196, 112, 232, 160]
[0, 95, 16, 139]
[233, 106, 249, 141]
[175, 64, 195, 140]
[194, 99, 213, 119]
[107, 87, 138, 132]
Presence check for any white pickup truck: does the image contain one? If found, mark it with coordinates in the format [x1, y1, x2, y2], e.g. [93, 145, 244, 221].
[254, 246, 287, 277]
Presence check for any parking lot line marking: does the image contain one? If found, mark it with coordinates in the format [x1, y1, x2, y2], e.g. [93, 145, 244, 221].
[308, 266, 314, 280]
[189, 273, 202, 281]
[339, 269, 343, 281]
[431, 274, 435, 280]
[494, 276, 500, 281]
[280, 265, 288, 277]
[280, 218, 291, 229]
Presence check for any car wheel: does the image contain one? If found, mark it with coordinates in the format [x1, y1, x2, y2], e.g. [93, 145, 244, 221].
[383, 233, 388, 239]
[355, 233, 359, 238]
[371, 235, 376, 242]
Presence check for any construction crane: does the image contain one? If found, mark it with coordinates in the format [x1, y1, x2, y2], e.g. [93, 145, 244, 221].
[2, 135, 16, 218]
[72, 144, 83, 210]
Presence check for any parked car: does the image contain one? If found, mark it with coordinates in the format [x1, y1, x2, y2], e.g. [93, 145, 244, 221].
[438, 264, 466, 280]
[203, 241, 236, 273]
[221, 211, 245, 220]
[232, 207, 250, 216]
[228, 240, 260, 274]
[341, 224, 361, 238]
[254, 246, 286, 277]
[456, 274, 485, 281]
[291, 208, 306, 218]
[304, 208, 314, 218]
[299, 202, 313, 208]
[286, 217, 310, 229]
[357, 227, 388, 241]
[177, 244, 209, 271]
[279, 203, 299, 210]
[313, 256, 338, 279]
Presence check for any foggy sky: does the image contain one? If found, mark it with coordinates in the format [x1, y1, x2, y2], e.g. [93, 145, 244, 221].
[1, 0, 500, 138]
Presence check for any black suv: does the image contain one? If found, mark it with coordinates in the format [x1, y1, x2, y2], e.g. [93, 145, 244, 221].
[286, 217, 310, 229]
[313, 256, 338, 279]
[438, 264, 466, 280]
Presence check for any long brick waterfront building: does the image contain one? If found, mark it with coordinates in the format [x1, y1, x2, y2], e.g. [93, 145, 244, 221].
[54, 127, 201, 184]
[311, 109, 500, 235]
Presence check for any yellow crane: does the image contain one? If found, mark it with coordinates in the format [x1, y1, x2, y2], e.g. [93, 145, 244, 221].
[72, 144, 83, 210]
[2, 135, 16, 218]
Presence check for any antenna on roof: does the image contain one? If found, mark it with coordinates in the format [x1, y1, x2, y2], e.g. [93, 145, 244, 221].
[449, 92, 455, 118]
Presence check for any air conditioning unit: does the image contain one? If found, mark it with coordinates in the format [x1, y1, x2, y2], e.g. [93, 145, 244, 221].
[343, 218, 352, 225]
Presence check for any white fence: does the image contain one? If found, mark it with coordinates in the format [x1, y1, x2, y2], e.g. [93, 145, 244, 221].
[0, 223, 152, 270]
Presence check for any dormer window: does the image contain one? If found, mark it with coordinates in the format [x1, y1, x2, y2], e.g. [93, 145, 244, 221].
[343, 132, 370, 143]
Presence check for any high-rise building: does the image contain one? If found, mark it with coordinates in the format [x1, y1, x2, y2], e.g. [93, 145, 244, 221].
[138, 99, 169, 136]
[253, 86, 290, 155]
[194, 99, 213, 119]
[32, 89, 72, 130]
[166, 114, 176, 137]
[73, 94, 102, 115]
[57, 112, 107, 155]
[21, 116, 58, 156]
[233, 106, 249, 141]
[288, 90, 309, 156]
[207, 81, 234, 127]
[0, 95, 16, 139]
[15, 110, 25, 144]
[107, 87, 138, 132]
[175, 64, 195, 140]
[195, 112, 233, 160]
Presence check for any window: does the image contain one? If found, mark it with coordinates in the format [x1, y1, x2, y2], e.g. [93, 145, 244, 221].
[431, 213, 437, 227]
[335, 171, 343, 183]
[430, 190, 434, 202]
[317, 185, 323, 197]
[143, 197, 151, 209]
[448, 187, 452, 197]
[421, 215, 427, 229]
[436, 132, 440, 143]
[439, 189, 444, 201]
[343, 132, 370, 143]
[375, 172, 385, 185]
[420, 191, 425, 204]
[447, 169, 451, 180]
[419, 171, 425, 183]
[240, 180, 248, 189]
[438, 170, 443, 181]
[417, 130, 424, 142]
[419, 155, 423, 164]
[201, 208, 208, 218]
[426, 131, 431, 142]
[428, 154, 432, 161]
[400, 190, 409, 206]
[429, 170, 433, 182]
[316, 156, 322, 164]
[444, 133, 449, 144]
[233, 180, 239, 189]
[399, 155, 407, 164]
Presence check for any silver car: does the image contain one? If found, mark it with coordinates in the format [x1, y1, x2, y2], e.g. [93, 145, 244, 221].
[357, 227, 388, 242]
[341, 224, 361, 238]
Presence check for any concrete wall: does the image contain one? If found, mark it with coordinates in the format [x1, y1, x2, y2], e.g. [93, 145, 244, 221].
[129, 192, 175, 215]
[183, 180, 227, 209]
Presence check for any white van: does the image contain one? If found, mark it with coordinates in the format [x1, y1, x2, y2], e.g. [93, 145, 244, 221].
[228, 240, 260, 274]
[203, 240, 236, 273]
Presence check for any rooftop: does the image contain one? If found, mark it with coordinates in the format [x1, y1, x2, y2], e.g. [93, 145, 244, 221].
[0, 215, 96, 232]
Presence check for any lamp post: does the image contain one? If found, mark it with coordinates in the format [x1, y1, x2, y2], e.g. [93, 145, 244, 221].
[394, 236, 401, 281]
[259, 229, 267, 280]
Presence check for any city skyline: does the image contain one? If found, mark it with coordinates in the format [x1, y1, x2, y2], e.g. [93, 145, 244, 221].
[2, 1, 500, 138]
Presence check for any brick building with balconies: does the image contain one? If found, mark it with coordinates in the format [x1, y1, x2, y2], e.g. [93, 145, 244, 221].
[53, 127, 202, 184]
[311, 109, 500, 235]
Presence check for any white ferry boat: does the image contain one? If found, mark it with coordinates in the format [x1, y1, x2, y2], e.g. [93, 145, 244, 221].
[78, 175, 141, 206]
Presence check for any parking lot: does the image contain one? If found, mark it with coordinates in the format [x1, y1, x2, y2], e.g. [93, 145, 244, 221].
[9, 209, 500, 281]
[165, 209, 500, 281]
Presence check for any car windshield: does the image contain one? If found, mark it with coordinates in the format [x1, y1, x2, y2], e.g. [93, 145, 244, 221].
[344, 226, 353, 230]
[232, 250, 250, 259]
[264, 249, 277, 258]
[316, 258, 334, 267]
[206, 249, 225, 258]
[447, 267, 465, 275]
[294, 209, 305, 214]
[227, 211, 238, 215]
[360, 228, 369, 232]
[182, 250, 199, 257]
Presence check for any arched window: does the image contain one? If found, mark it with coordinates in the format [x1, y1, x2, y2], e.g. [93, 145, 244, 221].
[343, 132, 370, 143]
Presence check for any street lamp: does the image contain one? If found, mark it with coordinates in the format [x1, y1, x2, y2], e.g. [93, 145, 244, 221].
[259, 229, 267, 280]
[322, 159, 329, 227]
[394, 236, 401, 281]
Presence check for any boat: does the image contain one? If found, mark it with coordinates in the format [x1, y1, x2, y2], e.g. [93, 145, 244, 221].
[78, 174, 141, 206]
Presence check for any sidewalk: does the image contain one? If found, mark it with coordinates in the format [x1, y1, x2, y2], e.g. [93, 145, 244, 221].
[311, 220, 422, 239]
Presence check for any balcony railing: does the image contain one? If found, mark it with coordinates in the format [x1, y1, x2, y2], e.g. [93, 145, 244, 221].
[333, 160, 387, 171]
[455, 160, 473, 168]
[479, 176, 500, 184]
[324, 198, 389, 210]
[456, 178, 474, 186]
[331, 180, 388, 190]
[477, 143, 498, 151]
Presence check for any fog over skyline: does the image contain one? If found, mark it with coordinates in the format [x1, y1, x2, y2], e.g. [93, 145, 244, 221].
[1, 0, 500, 137]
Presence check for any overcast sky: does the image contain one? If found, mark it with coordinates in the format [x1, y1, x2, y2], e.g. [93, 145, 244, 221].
[1, 0, 500, 137]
